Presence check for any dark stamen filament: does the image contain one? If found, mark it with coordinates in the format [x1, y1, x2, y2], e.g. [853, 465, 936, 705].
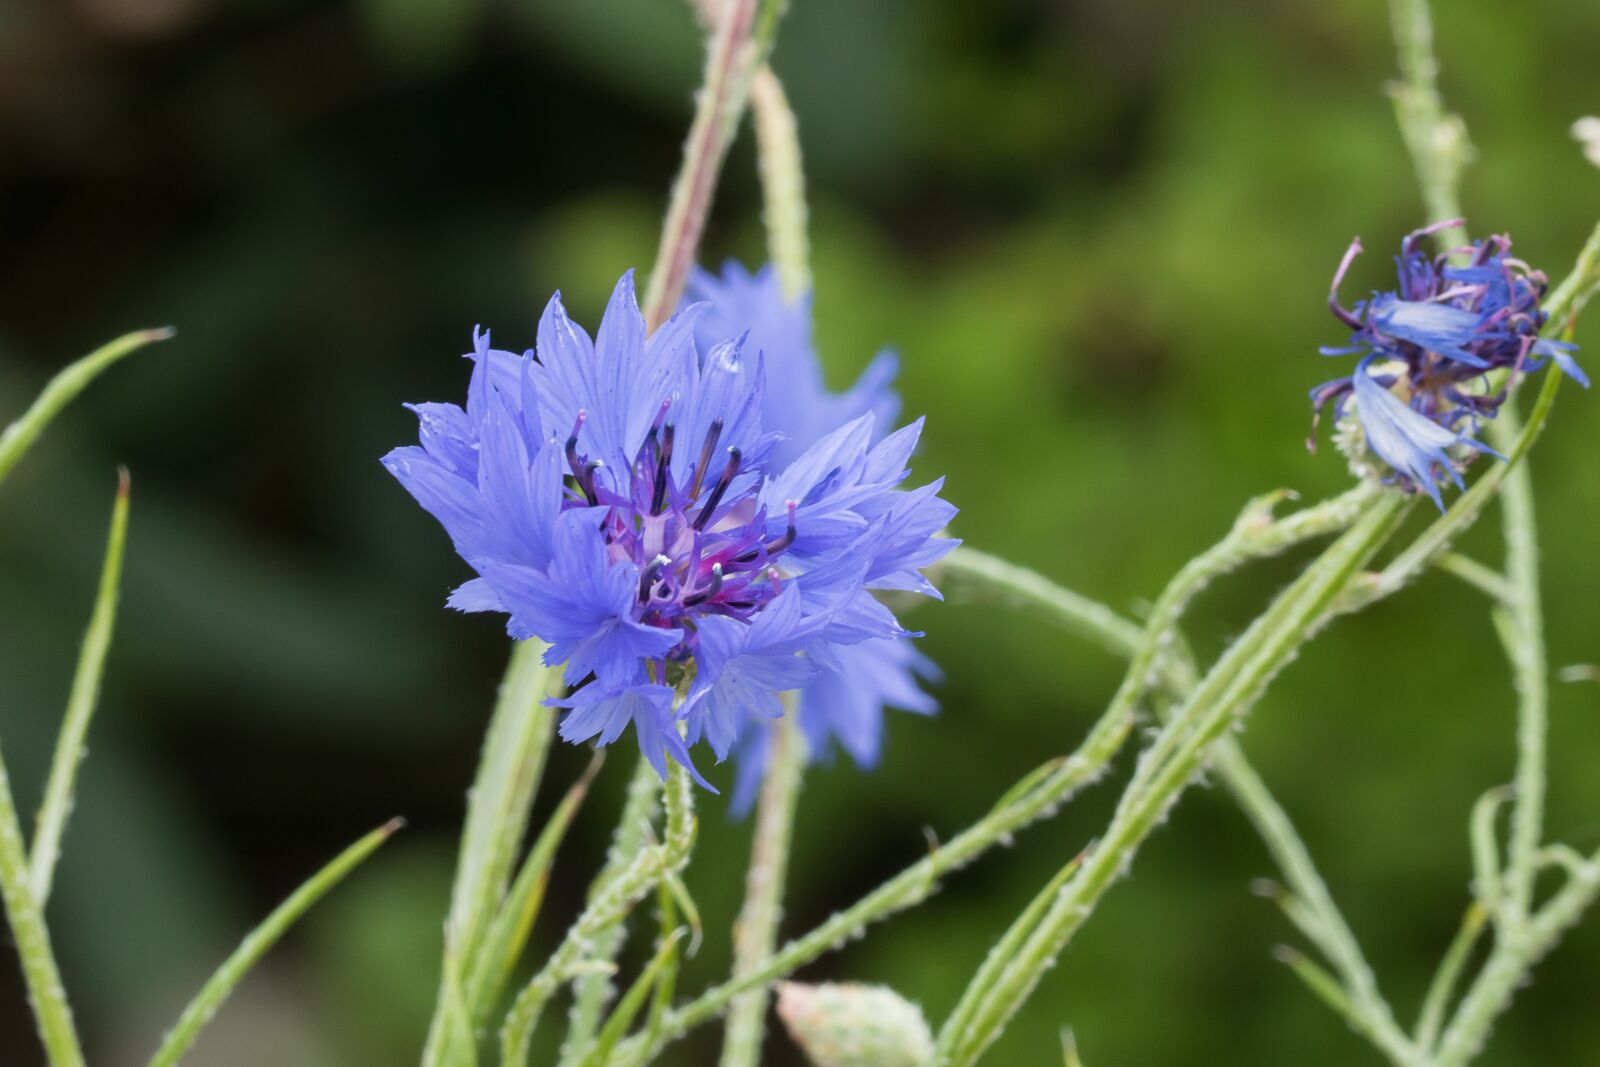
[651, 423, 676, 514]
[688, 419, 724, 501]
[682, 562, 724, 607]
[638, 554, 671, 602]
[693, 447, 740, 530]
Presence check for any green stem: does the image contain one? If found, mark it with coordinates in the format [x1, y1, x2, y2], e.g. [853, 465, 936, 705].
[466, 755, 602, 1031]
[1115, 486, 1373, 807]
[642, 0, 771, 330]
[1433, 849, 1600, 1066]
[1492, 403, 1546, 928]
[1387, 0, 1468, 240]
[719, 709, 806, 1067]
[1415, 902, 1489, 1053]
[0, 740, 85, 1067]
[0, 328, 173, 492]
[945, 494, 1408, 1067]
[955, 509, 1414, 1062]
[750, 69, 811, 301]
[1434, 553, 1512, 604]
[1543, 220, 1600, 323]
[147, 819, 402, 1067]
[610, 707, 1136, 1067]
[499, 763, 695, 1067]
[940, 547, 1144, 660]
[31, 468, 130, 907]
[423, 640, 556, 1066]
[560, 754, 663, 1064]
[1218, 744, 1415, 1065]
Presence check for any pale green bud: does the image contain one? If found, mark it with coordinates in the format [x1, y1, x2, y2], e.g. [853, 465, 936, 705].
[775, 981, 934, 1067]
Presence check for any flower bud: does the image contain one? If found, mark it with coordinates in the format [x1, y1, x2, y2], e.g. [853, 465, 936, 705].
[776, 981, 934, 1067]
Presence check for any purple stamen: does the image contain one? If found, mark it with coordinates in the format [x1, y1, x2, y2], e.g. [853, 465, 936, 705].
[688, 418, 724, 500]
[693, 447, 741, 530]
[651, 423, 676, 514]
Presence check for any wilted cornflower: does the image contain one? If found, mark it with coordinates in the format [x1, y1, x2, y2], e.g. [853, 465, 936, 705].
[688, 262, 949, 810]
[1311, 220, 1585, 508]
[384, 271, 954, 787]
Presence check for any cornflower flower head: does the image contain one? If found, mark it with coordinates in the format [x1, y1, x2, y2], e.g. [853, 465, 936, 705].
[384, 271, 955, 788]
[688, 262, 952, 811]
[1310, 220, 1585, 508]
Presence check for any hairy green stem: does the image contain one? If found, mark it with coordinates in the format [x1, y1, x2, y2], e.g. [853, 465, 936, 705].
[31, 469, 130, 907]
[1219, 745, 1416, 1065]
[1415, 902, 1488, 1053]
[949, 499, 1414, 1063]
[500, 763, 695, 1067]
[1433, 849, 1600, 1066]
[1116, 486, 1374, 807]
[423, 640, 556, 1066]
[560, 755, 663, 1063]
[1543, 219, 1600, 323]
[1387, 0, 1468, 240]
[610, 709, 1136, 1067]
[750, 69, 811, 301]
[945, 494, 1408, 1067]
[719, 710, 806, 1067]
[1492, 404, 1546, 928]
[642, 0, 771, 329]
[0, 741, 85, 1067]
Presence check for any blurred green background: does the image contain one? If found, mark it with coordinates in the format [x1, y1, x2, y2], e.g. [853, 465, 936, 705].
[3, 0, 1599, 1064]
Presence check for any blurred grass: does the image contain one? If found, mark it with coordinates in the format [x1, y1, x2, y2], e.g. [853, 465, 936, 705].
[2, 0, 1599, 1063]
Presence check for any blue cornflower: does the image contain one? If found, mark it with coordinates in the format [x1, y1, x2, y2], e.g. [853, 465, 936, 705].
[385, 271, 954, 787]
[688, 263, 954, 808]
[1311, 220, 1585, 507]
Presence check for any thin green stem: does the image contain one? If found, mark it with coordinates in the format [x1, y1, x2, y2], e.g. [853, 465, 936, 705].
[1543, 219, 1600, 323]
[423, 640, 556, 1066]
[610, 710, 1136, 1067]
[466, 754, 602, 1031]
[1217, 743, 1415, 1065]
[0, 328, 173, 492]
[750, 69, 811, 301]
[1492, 403, 1547, 928]
[935, 852, 1086, 1062]
[0, 740, 85, 1067]
[1433, 848, 1600, 1066]
[1434, 554, 1512, 604]
[500, 763, 695, 1067]
[148, 819, 400, 1067]
[1116, 486, 1373, 806]
[940, 547, 1144, 660]
[642, 0, 771, 329]
[561, 754, 663, 1063]
[1415, 901, 1489, 1054]
[946, 494, 1408, 1067]
[31, 468, 130, 907]
[1468, 787, 1510, 915]
[719, 709, 805, 1067]
[1387, 0, 1468, 240]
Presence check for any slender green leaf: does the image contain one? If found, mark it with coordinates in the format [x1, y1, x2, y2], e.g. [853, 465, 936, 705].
[0, 740, 86, 1067]
[30, 469, 131, 906]
[425, 640, 556, 1065]
[0, 329, 173, 490]
[466, 752, 602, 1027]
[577, 929, 686, 1067]
[146, 818, 402, 1067]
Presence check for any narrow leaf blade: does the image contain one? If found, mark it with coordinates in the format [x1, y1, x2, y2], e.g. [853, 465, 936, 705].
[145, 818, 402, 1067]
